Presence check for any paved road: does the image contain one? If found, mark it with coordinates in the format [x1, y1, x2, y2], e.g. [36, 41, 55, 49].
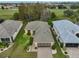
[37, 47, 52, 58]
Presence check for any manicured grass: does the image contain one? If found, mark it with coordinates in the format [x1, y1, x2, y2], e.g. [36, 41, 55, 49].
[49, 9, 78, 18]
[49, 9, 66, 18]
[0, 22, 37, 58]
[0, 8, 18, 19]
[49, 9, 78, 22]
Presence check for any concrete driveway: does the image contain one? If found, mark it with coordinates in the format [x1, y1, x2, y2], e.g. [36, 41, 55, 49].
[66, 48, 79, 58]
[37, 47, 52, 58]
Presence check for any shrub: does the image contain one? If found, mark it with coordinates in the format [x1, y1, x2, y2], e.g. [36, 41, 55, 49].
[52, 43, 56, 50]
[1, 49, 3, 51]
[27, 30, 31, 35]
[64, 9, 75, 17]
[58, 5, 67, 9]
[48, 20, 52, 25]
[50, 12, 56, 19]
[64, 51, 68, 54]
[24, 46, 29, 51]
[1, 6, 4, 10]
[35, 47, 37, 49]
[13, 13, 19, 20]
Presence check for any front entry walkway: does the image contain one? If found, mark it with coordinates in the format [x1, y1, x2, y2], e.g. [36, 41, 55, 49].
[37, 47, 52, 58]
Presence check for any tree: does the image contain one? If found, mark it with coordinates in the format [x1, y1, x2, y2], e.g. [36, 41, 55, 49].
[18, 4, 27, 20]
[48, 12, 56, 26]
[74, 9, 79, 23]
[50, 12, 56, 19]
[76, 16, 79, 22]
[58, 5, 67, 9]
[76, 9, 79, 14]
[70, 5, 79, 9]
[64, 9, 74, 17]
[1, 6, 4, 10]
[13, 13, 19, 20]
[18, 3, 46, 21]
[40, 9, 51, 21]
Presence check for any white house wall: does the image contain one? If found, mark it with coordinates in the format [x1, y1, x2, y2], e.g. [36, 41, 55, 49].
[9, 37, 13, 43]
[35, 42, 37, 47]
[53, 25, 59, 37]
[13, 23, 23, 40]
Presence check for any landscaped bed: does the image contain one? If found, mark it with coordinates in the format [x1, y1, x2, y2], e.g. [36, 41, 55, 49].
[50, 28, 66, 58]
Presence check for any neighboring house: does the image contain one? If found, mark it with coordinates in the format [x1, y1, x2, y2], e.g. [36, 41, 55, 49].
[0, 20, 23, 43]
[25, 21, 54, 47]
[52, 20, 79, 47]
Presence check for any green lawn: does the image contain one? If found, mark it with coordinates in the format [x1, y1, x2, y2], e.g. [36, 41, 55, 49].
[50, 9, 66, 18]
[0, 22, 37, 58]
[0, 8, 18, 19]
[49, 9, 78, 22]
[49, 9, 78, 18]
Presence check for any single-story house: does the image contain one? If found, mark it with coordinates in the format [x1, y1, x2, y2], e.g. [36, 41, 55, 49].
[25, 21, 54, 47]
[52, 20, 79, 47]
[0, 20, 23, 43]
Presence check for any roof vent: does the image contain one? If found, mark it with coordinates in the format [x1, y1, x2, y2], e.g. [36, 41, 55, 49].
[76, 33, 79, 38]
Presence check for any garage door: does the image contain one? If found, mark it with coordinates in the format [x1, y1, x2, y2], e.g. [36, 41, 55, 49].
[66, 43, 78, 47]
[38, 43, 51, 47]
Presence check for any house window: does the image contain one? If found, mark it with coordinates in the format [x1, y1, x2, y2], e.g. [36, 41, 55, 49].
[66, 43, 78, 47]
[33, 31, 35, 35]
[1, 38, 10, 43]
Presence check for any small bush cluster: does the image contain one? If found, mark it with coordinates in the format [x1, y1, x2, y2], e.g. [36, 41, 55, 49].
[52, 43, 56, 50]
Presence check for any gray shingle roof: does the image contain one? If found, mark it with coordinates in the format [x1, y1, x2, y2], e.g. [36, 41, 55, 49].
[25, 21, 53, 43]
[2, 20, 22, 36]
[25, 21, 40, 31]
[53, 20, 79, 43]
[0, 20, 22, 38]
[0, 24, 10, 38]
